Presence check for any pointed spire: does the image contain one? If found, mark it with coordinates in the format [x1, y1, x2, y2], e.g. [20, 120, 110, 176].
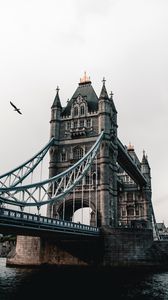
[142, 150, 149, 164]
[110, 91, 113, 99]
[52, 86, 62, 108]
[110, 90, 117, 113]
[99, 77, 109, 99]
[141, 149, 151, 176]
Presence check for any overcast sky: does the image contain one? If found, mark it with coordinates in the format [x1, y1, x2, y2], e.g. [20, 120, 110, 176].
[0, 0, 168, 225]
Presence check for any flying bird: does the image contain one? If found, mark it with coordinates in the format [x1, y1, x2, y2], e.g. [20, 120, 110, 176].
[10, 101, 22, 115]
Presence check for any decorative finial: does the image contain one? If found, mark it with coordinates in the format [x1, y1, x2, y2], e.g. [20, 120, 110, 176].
[102, 77, 106, 85]
[79, 72, 91, 84]
[143, 149, 145, 156]
[110, 91, 114, 99]
[128, 142, 134, 150]
[56, 86, 60, 93]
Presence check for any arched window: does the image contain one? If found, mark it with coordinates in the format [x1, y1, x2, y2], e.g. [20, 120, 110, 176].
[74, 120, 78, 128]
[73, 146, 84, 160]
[60, 152, 66, 162]
[127, 207, 134, 216]
[80, 119, 84, 128]
[86, 119, 91, 128]
[74, 106, 78, 117]
[66, 121, 71, 130]
[80, 105, 85, 116]
[127, 192, 133, 202]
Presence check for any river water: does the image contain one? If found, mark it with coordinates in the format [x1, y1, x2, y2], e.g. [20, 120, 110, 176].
[1, 258, 168, 299]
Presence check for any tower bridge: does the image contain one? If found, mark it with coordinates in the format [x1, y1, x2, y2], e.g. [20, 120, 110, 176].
[0, 74, 163, 268]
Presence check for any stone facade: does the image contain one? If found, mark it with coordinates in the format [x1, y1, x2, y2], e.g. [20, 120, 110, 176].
[6, 74, 154, 267]
[47, 74, 152, 229]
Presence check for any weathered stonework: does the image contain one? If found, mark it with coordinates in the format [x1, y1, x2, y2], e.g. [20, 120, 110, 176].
[7, 75, 155, 268]
[7, 236, 41, 266]
[7, 228, 168, 268]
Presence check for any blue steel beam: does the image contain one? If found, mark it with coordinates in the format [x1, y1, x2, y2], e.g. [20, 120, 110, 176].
[117, 138, 147, 186]
[0, 131, 104, 207]
[0, 137, 55, 187]
[0, 207, 99, 238]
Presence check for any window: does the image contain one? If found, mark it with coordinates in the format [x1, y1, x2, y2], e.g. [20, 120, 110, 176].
[61, 153, 66, 162]
[135, 208, 139, 216]
[74, 106, 78, 117]
[73, 146, 84, 160]
[67, 121, 71, 130]
[127, 193, 133, 202]
[74, 120, 78, 128]
[122, 209, 126, 216]
[80, 119, 84, 128]
[80, 105, 85, 116]
[86, 119, 91, 128]
[127, 207, 134, 216]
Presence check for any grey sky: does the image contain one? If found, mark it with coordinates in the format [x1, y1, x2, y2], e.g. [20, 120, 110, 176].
[0, 0, 168, 224]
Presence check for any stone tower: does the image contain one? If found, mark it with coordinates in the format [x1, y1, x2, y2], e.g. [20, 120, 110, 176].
[47, 74, 118, 227]
[117, 143, 152, 229]
[6, 74, 154, 267]
[47, 73, 152, 229]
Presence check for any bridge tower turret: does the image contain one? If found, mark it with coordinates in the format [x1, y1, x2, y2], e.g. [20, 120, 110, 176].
[98, 79, 118, 227]
[141, 150, 151, 183]
[50, 86, 62, 140]
[48, 87, 62, 217]
[141, 151, 153, 228]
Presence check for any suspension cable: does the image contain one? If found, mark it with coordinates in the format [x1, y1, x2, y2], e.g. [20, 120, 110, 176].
[81, 177, 84, 224]
[89, 168, 91, 225]
[63, 198, 65, 220]
[95, 155, 98, 227]
[73, 188, 75, 222]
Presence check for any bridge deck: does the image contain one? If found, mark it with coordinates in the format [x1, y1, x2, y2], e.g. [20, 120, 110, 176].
[0, 208, 100, 239]
[117, 138, 147, 186]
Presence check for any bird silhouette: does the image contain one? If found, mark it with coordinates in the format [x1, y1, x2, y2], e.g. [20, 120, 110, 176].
[10, 101, 22, 115]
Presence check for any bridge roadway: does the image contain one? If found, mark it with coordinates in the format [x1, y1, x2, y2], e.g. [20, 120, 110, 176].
[0, 208, 99, 240]
[117, 138, 147, 186]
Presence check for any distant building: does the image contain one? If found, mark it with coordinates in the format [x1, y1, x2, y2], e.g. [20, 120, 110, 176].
[157, 222, 168, 240]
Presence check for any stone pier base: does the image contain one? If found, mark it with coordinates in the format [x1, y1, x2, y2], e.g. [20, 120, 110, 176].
[7, 236, 41, 266]
[6, 227, 168, 268]
[101, 227, 154, 267]
[6, 234, 100, 267]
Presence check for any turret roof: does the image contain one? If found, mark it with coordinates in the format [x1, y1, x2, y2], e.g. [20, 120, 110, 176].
[141, 150, 150, 167]
[99, 78, 109, 99]
[51, 87, 62, 109]
[110, 91, 117, 113]
[62, 75, 98, 116]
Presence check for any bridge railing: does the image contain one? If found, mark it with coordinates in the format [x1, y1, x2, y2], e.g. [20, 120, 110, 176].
[0, 207, 99, 235]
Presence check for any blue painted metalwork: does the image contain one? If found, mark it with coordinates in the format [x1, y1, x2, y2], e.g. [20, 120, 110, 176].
[0, 137, 55, 188]
[0, 131, 104, 208]
[0, 207, 99, 236]
[117, 138, 147, 186]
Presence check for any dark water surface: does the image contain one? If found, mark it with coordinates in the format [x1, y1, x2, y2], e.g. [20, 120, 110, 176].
[1, 258, 168, 300]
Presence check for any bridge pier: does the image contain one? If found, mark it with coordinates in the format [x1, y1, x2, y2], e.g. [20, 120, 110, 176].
[6, 234, 103, 267]
[6, 236, 41, 266]
[6, 227, 160, 268]
[101, 227, 154, 267]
